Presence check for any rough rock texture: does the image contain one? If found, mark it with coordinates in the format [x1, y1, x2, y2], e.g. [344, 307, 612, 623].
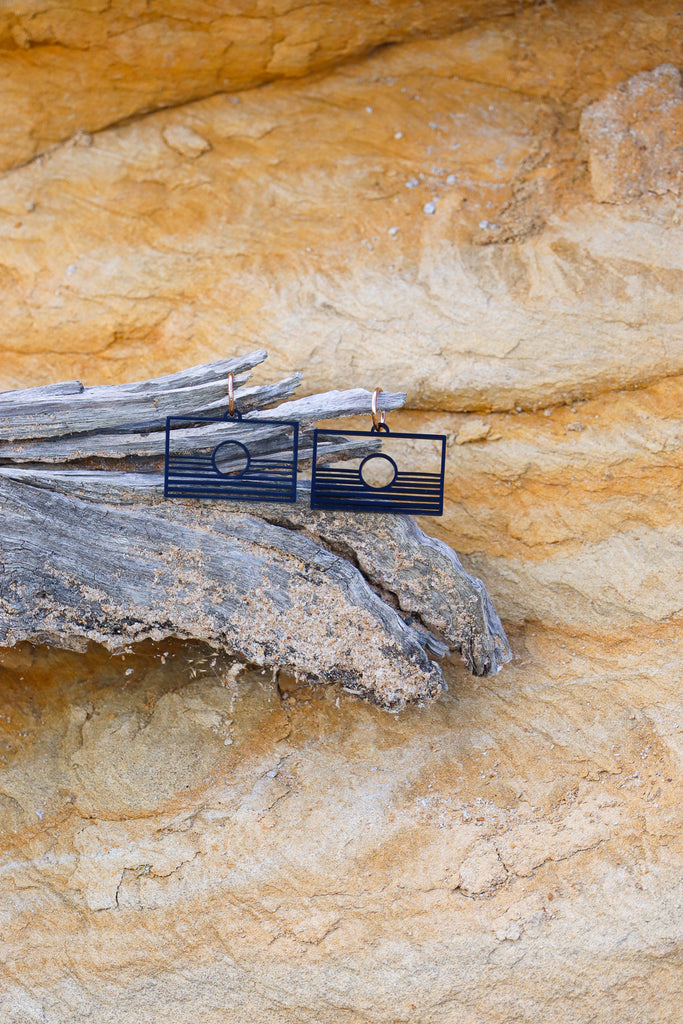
[0, 0, 681, 404]
[0, 0, 537, 173]
[0, 0, 682, 1021]
[0, 473, 510, 703]
[403, 375, 683, 635]
[581, 63, 683, 202]
[0, 633, 681, 1022]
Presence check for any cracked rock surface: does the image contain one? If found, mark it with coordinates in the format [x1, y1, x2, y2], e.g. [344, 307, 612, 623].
[0, 635, 681, 1022]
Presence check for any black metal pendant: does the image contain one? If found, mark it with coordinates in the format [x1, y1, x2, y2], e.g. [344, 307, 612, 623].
[310, 425, 445, 515]
[164, 372, 299, 504]
[310, 387, 446, 519]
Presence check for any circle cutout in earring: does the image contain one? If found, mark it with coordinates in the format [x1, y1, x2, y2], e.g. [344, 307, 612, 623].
[212, 440, 251, 476]
[360, 453, 398, 489]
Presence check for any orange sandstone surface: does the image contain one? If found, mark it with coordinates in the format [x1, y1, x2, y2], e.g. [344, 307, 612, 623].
[0, 0, 541, 174]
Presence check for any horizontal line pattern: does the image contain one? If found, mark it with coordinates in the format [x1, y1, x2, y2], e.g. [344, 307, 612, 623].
[316, 471, 437, 484]
[166, 491, 295, 502]
[166, 463, 296, 501]
[311, 468, 443, 514]
[167, 468, 294, 479]
[166, 481, 295, 492]
[167, 457, 292, 468]
[165, 418, 298, 503]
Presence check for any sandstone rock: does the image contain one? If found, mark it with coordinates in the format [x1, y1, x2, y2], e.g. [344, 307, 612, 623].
[581, 64, 683, 202]
[0, 0, 535, 173]
[407, 376, 683, 634]
[0, 2, 680, 408]
[456, 839, 508, 895]
[162, 124, 212, 159]
[453, 417, 491, 443]
[0, 634, 680, 1021]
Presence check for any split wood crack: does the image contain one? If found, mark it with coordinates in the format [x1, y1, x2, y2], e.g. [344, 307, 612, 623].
[0, 351, 510, 708]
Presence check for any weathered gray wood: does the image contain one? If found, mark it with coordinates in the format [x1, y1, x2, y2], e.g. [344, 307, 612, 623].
[0, 374, 303, 461]
[0, 351, 269, 441]
[0, 478, 445, 707]
[0, 384, 405, 463]
[263, 504, 510, 677]
[0, 359, 511, 706]
[0, 466, 508, 676]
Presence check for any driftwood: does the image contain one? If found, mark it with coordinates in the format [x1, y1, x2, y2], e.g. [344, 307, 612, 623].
[0, 353, 510, 707]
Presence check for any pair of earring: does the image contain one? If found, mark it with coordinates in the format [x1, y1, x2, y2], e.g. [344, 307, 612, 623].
[164, 375, 446, 516]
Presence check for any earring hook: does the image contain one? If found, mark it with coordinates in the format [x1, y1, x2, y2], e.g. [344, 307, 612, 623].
[371, 387, 387, 431]
[227, 372, 235, 417]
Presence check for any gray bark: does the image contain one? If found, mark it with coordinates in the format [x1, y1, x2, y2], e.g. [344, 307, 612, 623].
[0, 360, 511, 707]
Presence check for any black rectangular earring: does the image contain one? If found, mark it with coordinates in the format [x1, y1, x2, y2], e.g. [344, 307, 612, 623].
[310, 388, 446, 516]
[164, 373, 299, 503]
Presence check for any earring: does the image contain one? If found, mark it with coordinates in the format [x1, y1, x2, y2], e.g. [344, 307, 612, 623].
[310, 387, 446, 516]
[164, 373, 299, 503]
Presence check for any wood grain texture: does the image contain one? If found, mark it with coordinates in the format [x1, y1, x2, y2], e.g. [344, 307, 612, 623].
[0, 361, 510, 705]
